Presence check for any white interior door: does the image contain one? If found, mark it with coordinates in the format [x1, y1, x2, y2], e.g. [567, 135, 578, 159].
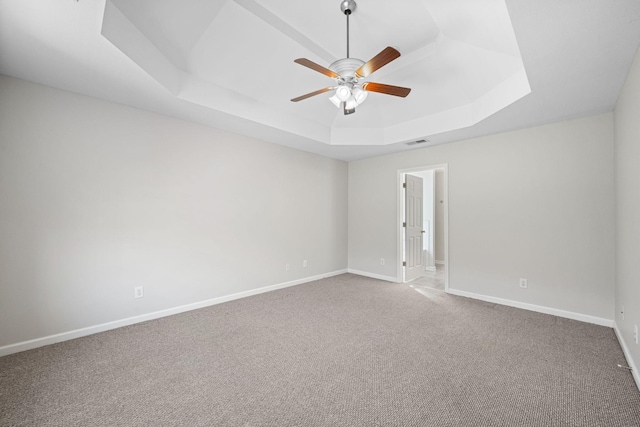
[405, 174, 424, 281]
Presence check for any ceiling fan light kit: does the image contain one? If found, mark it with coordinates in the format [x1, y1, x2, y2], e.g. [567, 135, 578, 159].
[291, 0, 411, 115]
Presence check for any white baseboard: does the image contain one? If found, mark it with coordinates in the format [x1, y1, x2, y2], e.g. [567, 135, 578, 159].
[0, 269, 348, 358]
[613, 322, 640, 392]
[423, 266, 436, 272]
[446, 288, 614, 327]
[435, 260, 445, 265]
[347, 269, 400, 283]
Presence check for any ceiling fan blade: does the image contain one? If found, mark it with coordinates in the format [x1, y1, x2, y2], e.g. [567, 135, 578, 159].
[362, 82, 411, 98]
[294, 58, 340, 79]
[291, 87, 333, 102]
[355, 47, 401, 78]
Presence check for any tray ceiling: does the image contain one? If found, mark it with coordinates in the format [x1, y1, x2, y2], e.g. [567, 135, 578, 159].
[102, 0, 530, 146]
[1, 0, 640, 160]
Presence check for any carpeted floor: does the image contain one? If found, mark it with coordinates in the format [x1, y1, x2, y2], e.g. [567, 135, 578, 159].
[1, 274, 639, 427]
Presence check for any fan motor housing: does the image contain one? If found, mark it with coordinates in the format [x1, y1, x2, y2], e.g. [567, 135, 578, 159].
[329, 58, 364, 79]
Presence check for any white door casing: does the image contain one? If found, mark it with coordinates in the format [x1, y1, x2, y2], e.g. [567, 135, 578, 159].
[404, 174, 424, 282]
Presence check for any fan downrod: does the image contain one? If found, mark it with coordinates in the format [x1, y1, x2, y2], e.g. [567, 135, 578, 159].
[340, 0, 356, 58]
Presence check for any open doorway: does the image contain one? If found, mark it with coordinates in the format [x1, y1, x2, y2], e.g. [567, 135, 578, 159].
[397, 164, 449, 291]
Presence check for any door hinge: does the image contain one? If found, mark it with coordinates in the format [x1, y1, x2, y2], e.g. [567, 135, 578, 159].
[403, 222, 406, 227]
[402, 261, 406, 267]
[403, 183, 406, 188]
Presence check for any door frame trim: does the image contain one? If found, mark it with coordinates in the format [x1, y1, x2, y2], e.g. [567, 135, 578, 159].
[396, 164, 449, 290]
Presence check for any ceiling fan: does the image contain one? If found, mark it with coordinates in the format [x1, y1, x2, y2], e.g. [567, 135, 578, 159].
[291, 0, 411, 115]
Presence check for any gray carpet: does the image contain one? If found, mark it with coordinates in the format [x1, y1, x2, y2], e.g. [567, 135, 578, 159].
[1, 274, 639, 426]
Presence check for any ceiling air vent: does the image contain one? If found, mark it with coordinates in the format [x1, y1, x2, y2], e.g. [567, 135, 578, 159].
[406, 139, 429, 146]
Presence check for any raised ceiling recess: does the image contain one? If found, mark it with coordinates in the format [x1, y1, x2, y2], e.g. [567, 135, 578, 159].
[101, 0, 530, 146]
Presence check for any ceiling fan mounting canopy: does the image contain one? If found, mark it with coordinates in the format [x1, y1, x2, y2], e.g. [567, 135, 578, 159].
[291, 0, 411, 115]
[340, 0, 357, 15]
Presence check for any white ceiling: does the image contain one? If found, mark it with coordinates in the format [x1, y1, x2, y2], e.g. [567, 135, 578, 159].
[1, 0, 640, 161]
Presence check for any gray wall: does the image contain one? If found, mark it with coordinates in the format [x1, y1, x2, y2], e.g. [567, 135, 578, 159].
[614, 45, 640, 378]
[348, 114, 615, 321]
[0, 75, 348, 348]
[1, 70, 629, 364]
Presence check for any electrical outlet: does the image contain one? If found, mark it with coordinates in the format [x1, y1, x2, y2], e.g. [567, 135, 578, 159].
[519, 278, 528, 289]
[134, 286, 144, 299]
[285, 263, 290, 271]
[380, 258, 385, 265]
[621, 306, 625, 320]
[634, 324, 638, 345]
[303, 260, 308, 268]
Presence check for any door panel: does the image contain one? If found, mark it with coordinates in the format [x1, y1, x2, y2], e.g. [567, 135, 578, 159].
[405, 174, 424, 281]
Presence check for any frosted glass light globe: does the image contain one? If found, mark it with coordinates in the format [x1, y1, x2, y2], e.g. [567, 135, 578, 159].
[335, 85, 351, 102]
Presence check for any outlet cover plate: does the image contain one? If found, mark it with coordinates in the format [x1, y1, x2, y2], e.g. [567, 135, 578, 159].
[134, 286, 144, 299]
